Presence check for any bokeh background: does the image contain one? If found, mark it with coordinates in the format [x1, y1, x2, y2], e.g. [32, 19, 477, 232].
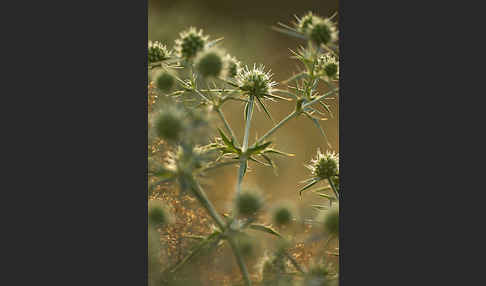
[149, 0, 339, 218]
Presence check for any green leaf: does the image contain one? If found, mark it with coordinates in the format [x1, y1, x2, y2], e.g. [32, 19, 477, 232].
[247, 141, 272, 155]
[263, 148, 295, 157]
[217, 128, 232, 145]
[249, 224, 282, 237]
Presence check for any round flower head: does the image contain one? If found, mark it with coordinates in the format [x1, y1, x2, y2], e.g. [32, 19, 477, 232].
[174, 27, 209, 60]
[297, 12, 321, 33]
[309, 18, 338, 46]
[223, 54, 242, 78]
[148, 201, 172, 227]
[154, 70, 175, 93]
[236, 64, 277, 99]
[194, 47, 225, 78]
[308, 149, 339, 180]
[317, 54, 339, 80]
[235, 189, 264, 217]
[272, 202, 296, 226]
[318, 204, 339, 235]
[148, 41, 172, 64]
[153, 105, 186, 143]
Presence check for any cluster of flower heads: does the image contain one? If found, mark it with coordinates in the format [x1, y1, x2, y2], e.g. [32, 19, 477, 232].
[235, 64, 277, 99]
[148, 41, 172, 64]
[296, 12, 338, 46]
[308, 149, 339, 180]
[150, 27, 244, 94]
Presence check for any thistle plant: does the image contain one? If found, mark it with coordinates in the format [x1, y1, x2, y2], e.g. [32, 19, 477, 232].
[149, 11, 339, 286]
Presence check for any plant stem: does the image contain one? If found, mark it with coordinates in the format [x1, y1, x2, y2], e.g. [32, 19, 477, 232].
[189, 177, 226, 230]
[216, 108, 237, 143]
[242, 97, 255, 153]
[227, 236, 252, 286]
[236, 96, 255, 194]
[255, 110, 299, 145]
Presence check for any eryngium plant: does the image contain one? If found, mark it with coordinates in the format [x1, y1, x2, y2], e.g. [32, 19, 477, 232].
[149, 11, 339, 286]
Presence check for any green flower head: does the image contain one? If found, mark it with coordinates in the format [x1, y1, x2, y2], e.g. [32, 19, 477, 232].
[309, 18, 338, 46]
[195, 47, 225, 78]
[148, 41, 172, 64]
[297, 12, 321, 33]
[154, 70, 175, 93]
[153, 105, 186, 143]
[175, 27, 208, 60]
[148, 201, 172, 227]
[317, 54, 339, 80]
[272, 202, 296, 226]
[235, 189, 264, 217]
[223, 54, 242, 78]
[318, 204, 339, 235]
[236, 64, 277, 99]
[308, 149, 339, 180]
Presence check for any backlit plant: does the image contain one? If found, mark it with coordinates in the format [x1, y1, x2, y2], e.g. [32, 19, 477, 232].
[149, 11, 339, 286]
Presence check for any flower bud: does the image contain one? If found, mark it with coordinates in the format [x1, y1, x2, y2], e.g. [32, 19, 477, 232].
[308, 149, 339, 180]
[195, 48, 225, 78]
[148, 201, 172, 227]
[153, 105, 185, 143]
[224, 54, 242, 78]
[309, 18, 338, 46]
[154, 71, 175, 93]
[235, 189, 264, 217]
[272, 202, 296, 226]
[318, 204, 339, 235]
[297, 12, 320, 33]
[175, 27, 208, 60]
[148, 41, 171, 64]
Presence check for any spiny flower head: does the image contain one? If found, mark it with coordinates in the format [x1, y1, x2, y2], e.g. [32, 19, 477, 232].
[148, 41, 172, 64]
[194, 47, 225, 78]
[317, 204, 339, 235]
[152, 105, 186, 143]
[309, 17, 338, 46]
[174, 27, 209, 60]
[148, 201, 172, 227]
[224, 54, 242, 78]
[272, 202, 296, 226]
[235, 189, 264, 217]
[154, 70, 175, 92]
[308, 149, 339, 180]
[317, 54, 339, 80]
[296, 12, 321, 33]
[236, 64, 277, 99]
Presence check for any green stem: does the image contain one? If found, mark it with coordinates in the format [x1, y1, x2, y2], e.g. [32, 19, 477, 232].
[236, 96, 255, 194]
[242, 97, 255, 153]
[216, 108, 237, 143]
[189, 177, 226, 230]
[227, 236, 252, 286]
[255, 110, 299, 145]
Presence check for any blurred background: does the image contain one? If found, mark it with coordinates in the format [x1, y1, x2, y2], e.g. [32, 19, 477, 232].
[149, 0, 339, 217]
